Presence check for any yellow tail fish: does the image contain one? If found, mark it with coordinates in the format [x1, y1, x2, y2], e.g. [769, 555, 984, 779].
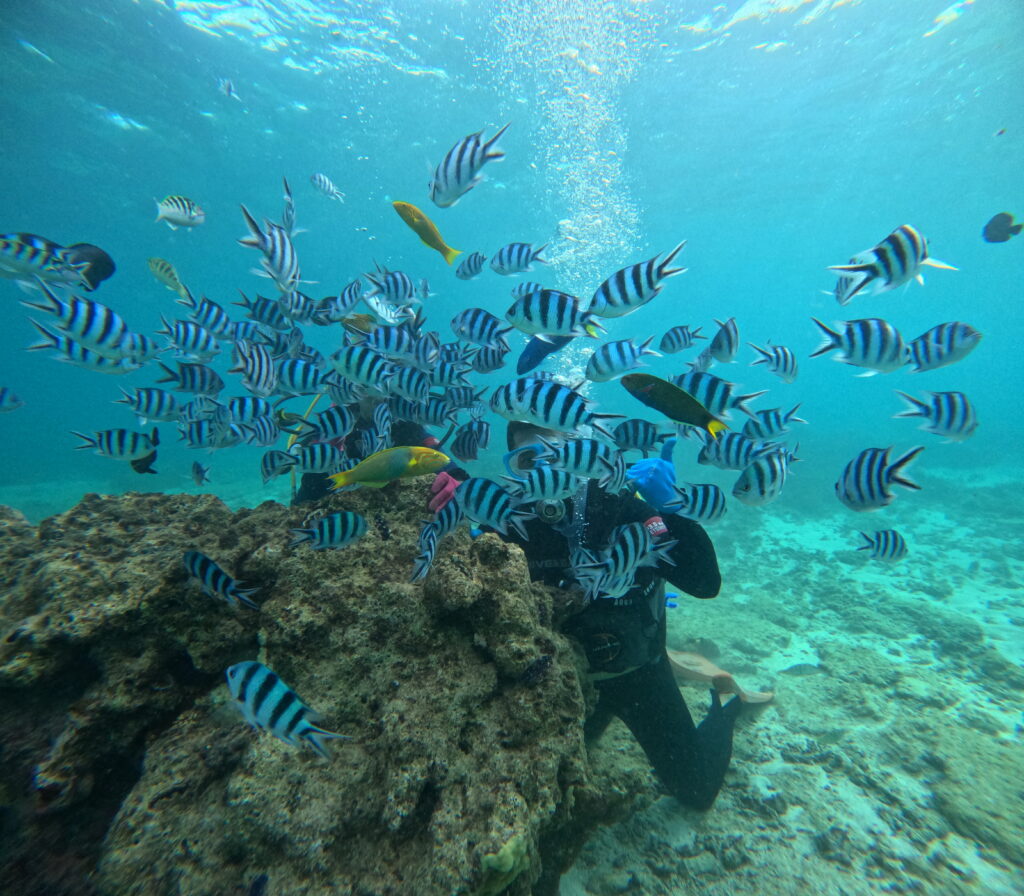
[392, 201, 462, 265]
[147, 257, 189, 299]
[329, 446, 450, 490]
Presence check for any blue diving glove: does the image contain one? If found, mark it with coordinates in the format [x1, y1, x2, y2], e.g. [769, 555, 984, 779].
[626, 438, 680, 512]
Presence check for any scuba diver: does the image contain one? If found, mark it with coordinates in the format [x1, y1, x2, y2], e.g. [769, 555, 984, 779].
[429, 421, 745, 811]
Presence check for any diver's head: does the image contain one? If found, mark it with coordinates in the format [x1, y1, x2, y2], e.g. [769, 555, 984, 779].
[505, 422, 560, 473]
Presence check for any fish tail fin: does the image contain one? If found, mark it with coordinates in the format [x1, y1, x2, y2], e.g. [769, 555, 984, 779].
[692, 326, 706, 340]
[584, 320, 605, 338]
[237, 205, 263, 247]
[304, 726, 352, 759]
[483, 122, 510, 160]
[327, 470, 350, 491]
[733, 390, 767, 419]
[150, 428, 159, 447]
[288, 528, 314, 548]
[638, 335, 661, 358]
[705, 419, 728, 440]
[154, 199, 163, 222]
[531, 243, 549, 265]
[785, 403, 808, 425]
[26, 319, 60, 351]
[70, 431, 95, 450]
[589, 413, 626, 440]
[921, 257, 958, 271]
[893, 391, 929, 418]
[657, 240, 688, 279]
[888, 446, 925, 490]
[826, 265, 874, 301]
[856, 532, 874, 552]
[809, 318, 841, 357]
[155, 361, 177, 384]
[748, 342, 771, 365]
[443, 246, 463, 266]
[1011, 223, 1023, 236]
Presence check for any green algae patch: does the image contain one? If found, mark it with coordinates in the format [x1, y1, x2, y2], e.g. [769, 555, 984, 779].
[478, 832, 529, 895]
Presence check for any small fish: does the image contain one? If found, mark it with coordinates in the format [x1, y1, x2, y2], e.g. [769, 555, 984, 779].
[261, 449, 298, 483]
[620, 373, 726, 437]
[857, 529, 908, 561]
[0, 233, 92, 290]
[429, 123, 510, 208]
[330, 345, 395, 389]
[670, 482, 727, 523]
[183, 550, 257, 609]
[23, 283, 131, 359]
[157, 361, 224, 396]
[411, 523, 439, 583]
[671, 370, 764, 420]
[115, 387, 179, 424]
[340, 312, 376, 334]
[0, 387, 25, 413]
[72, 428, 159, 474]
[455, 251, 487, 280]
[511, 281, 546, 298]
[365, 268, 428, 304]
[505, 464, 581, 502]
[454, 477, 533, 538]
[741, 405, 807, 440]
[225, 661, 349, 757]
[506, 290, 605, 340]
[392, 201, 462, 265]
[533, 437, 626, 493]
[328, 446, 450, 490]
[905, 322, 982, 372]
[982, 212, 1022, 243]
[659, 325, 704, 354]
[471, 344, 510, 374]
[490, 378, 621, 438]
[311, 172, 345, 202]
[732, 448, 796, 506]
[218, 78, 241, 101]
[749, 342, 798, 383]
[835, 446, 924, 512]
[451, 307, 512, 346]
[612, 419, 665, 457]
[27, 322, 141, 374]
[232, 340, 278, 398]
[157, 316, 220, 362]
[697, 431, 776, 471]
[585, 337, 660, 382]
[894, 390, 978, 441]
[709, 318, 739, 363]
[827, 225, 956, 302]
[289, 511, 367, 550]
[589, 242, 687, 318]
[238, 206, 301, 293]
[155, 195, 205, 230]
[490, 242, 547, 275]
[810, 317, 906, 376]
[147, 257, 189, 298]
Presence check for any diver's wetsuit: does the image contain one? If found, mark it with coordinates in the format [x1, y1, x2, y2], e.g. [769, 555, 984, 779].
[506, 479, 740, 811]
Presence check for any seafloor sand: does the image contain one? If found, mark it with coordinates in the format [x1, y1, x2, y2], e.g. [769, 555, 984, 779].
[563, 467, 1024, 895]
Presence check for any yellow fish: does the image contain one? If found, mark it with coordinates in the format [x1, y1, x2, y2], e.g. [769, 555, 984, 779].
[392, 201, 462, 265]
[341, 313, 378, 334]
[328, 446, 450, 490]
[147, 257, 189, 298]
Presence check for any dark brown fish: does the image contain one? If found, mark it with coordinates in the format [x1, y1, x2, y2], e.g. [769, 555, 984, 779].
[621, 373, 727, 437]
[982, 212, 1022, 243]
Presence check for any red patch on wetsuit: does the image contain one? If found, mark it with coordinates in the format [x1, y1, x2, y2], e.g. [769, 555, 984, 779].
[644, 516, 668, 538]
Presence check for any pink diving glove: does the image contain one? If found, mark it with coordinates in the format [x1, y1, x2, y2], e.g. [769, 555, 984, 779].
[428, 472, 459, 513]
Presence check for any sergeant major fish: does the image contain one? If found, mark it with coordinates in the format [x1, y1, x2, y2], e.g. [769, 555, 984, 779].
[894, 390, 978, 442]
[709, 318, 739, 363]
[455, 251, 487, 280]
[810, 318, 906, 376]
[155, 195, 205, 230]
[183, 550, 258, 609]
[225, 661, 349, 758]
[586, 337, 660, 382]
[749, 342, 798, 383]
[589, 241, 687, 318]
[491, 242, 547, 275]
[505, 289, 605, 340]
[659, 325, 704, 354]
[0, 233, 92, 290]
[428, 123, 510, 208]
[311, 172, 345, 202]
[72, 427, 159, 474]
[835, 446, 924, 512]
[905, 322, 981, 372]
[289, 511, 367, 550]
[857, 529, 908, 561]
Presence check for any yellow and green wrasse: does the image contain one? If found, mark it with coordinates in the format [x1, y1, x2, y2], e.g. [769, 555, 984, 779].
[392, 201, 462, 265]
[147, 256, 189, 298]
[621, 373, 728, 439]
[329, 446, 450, 490]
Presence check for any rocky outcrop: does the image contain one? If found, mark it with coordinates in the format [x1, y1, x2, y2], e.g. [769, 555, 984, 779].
[0, 484, 649, 896]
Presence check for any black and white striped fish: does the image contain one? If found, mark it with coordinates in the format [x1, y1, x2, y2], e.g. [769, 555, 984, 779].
[894, 391, 978, 442]
[454, 478, 533, 538]
[0, 232, 92, 289]
[238, 416, 280, 447]
[533, 437, 626, 492]
[835, 446, 924, 511]
[574, 522, 676, 602]
[671, 370, 765, 419]
[585, 337, 660, 382]
[231, 340, 278, 398]
[450, 419, 490, 463]
[366, 269, 428, 304]
[709, 318, 739, 363]
[177, 292, 233, 337]
[310, 172, 345, 202]
[741, 405, 807, 440]
[427, 361, 472, 389]
[669, 482, 727, 523]
[155, 195, 205, 230]
[291, 442, 345, 474]
[278, 290, 317, 324]
[27, 322, 140, 374]
[280, 177, 303, 238]
[905, 322, 982, 372]
[612, 419, 665, 457]
[115, 387, 179, 424]
[261, 449, 298, 483]
[276, 358, 323, 397]
[810, 318, 906, 376]
[749, 342, 798, 383]
[289, 511, 367, 550]
[827, 225, 956, 302]
[238, 206, 301, 293]
[183, 550, 258, 609]
[388, 365, 430, 401]
[455, 251, 487, 280]
[429, 123, 509, 208]
[330, 345, 394, 388]
[451, 307, 512, 346]
[72, 427, 159, 474]
[490, 242, 547, 275]
[158, 316, 220, 361]
[471, 344, 509, 374]
[360, 325, 415, 360]
[225, 661, 349, 757]
[506, 290, 604, 340]
[292, 405, 355, 443]
[732, 447, 796, 506]
[588, 241, 687, 318]
[490, 378, 621, 438]
[234, 292, 290, 331]
[227, 396, 275, 424]
[158, 361, 224, 396]
[506, 464, 582, 502]
[857, 529, 908, 561]
[697, 431, 777, 471]
[191, 461, 210, 486]
[410, 522, 439, 583]
[0, 387, 24, 413]
[24, 284, 131, 359]
[659, 325, 704, 354]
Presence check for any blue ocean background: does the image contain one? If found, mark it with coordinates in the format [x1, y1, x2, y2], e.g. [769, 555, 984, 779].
[0, 0, 1021, 519]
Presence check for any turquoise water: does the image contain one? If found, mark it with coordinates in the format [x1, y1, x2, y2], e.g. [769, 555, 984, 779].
[2, 0, 1021, 520]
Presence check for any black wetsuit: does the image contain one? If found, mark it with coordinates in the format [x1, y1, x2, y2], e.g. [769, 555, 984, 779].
[507, 480, 740, 811]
